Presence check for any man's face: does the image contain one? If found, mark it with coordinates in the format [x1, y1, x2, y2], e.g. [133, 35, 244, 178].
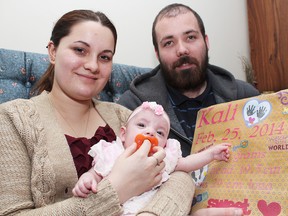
[155, 12, 209, 92]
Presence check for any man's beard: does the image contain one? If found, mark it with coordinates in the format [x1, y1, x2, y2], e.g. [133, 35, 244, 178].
[160, 49, 209, 92]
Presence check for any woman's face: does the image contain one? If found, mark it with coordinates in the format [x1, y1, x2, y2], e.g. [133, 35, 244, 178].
[49, 20, 115, 101]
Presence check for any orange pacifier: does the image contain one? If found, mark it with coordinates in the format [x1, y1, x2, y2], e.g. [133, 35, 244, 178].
[135, 134, 158, 154]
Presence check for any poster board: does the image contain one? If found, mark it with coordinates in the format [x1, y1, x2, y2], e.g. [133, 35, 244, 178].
[191, 89, 288, 216]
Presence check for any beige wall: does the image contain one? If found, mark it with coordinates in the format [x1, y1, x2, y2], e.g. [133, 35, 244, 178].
[0, 0, 249, 80]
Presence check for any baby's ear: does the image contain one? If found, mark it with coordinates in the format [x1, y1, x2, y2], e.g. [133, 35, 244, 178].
[119, 126, 126, 143]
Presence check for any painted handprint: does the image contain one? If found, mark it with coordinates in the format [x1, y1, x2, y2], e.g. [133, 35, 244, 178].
[257, 106, 267, 118]
[246, 105, 256, 116]
[243, 99, 271, 127]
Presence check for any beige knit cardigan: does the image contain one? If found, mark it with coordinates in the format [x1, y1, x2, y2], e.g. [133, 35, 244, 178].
[0, 92, 194, 216]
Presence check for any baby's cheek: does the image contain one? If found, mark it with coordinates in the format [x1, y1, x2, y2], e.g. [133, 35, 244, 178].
[157, 138, 167, 148]
[124, 137, 135, 148]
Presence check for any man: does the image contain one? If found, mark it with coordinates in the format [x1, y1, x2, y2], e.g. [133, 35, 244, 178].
[118, 3, 259, 158]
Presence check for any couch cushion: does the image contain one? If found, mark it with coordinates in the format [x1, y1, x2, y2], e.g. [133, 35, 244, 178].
[0, 48, 49, 103]
[103, 64, 151, 102]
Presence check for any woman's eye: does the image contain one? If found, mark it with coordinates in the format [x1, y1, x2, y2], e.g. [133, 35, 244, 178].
[74, 47, 85, 55]
[188, 35, 196, 41]
[100, 55, 111, 61]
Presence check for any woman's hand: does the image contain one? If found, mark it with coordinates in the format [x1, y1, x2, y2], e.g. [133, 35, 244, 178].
[106, 140, 166, 203]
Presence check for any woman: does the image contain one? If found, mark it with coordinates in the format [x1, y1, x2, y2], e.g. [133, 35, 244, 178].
[0, 10, 193, 215]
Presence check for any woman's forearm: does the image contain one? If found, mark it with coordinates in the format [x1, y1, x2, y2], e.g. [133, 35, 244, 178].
[137, 171, 194, 216]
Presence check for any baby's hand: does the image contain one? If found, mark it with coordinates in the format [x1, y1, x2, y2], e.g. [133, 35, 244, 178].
[212, 143, 231, 162]
[72, 172, 98, 198]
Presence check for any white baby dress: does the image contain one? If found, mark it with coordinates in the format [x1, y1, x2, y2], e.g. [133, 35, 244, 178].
[88, 137, 182, 215]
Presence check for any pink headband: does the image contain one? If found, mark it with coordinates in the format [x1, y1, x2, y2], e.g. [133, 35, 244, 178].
[127, 101, 167, 122]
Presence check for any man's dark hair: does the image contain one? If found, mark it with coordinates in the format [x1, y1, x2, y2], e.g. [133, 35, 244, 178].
[152, 3, 206, 52]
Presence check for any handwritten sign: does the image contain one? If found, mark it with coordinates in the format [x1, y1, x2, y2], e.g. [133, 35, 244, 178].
[191, 89, 288, 216]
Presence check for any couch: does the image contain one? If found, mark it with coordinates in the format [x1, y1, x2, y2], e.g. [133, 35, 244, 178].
[0, 48, 151, 104]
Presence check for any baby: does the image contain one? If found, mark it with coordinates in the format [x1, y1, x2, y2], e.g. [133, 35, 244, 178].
[73, 101, 231, 215]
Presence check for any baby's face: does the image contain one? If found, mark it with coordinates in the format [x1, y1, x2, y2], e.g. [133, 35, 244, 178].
[121, 109, 170, 149]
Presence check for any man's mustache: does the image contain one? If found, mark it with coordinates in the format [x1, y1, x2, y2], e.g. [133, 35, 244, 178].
[173, 56, 199, 68]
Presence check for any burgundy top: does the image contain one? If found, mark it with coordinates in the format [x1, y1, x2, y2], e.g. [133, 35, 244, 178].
[65, 124, 116, 178]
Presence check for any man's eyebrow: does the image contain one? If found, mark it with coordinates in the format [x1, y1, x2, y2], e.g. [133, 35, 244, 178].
[184, 30, 199, 35]
[160, 35, 174, 43]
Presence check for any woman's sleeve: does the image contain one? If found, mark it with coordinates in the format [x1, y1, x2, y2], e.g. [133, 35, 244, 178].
[0, 179, 123, 215]
[0, 103, 123, 216]
[137, 171, 195, 216]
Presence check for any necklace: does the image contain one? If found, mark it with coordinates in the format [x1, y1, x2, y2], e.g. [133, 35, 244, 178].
[48, 95, 92, 138]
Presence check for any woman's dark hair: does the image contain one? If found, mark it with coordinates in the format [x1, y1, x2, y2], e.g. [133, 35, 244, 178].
[152, 3, 206, 52]
[33, 10, 117, 94]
